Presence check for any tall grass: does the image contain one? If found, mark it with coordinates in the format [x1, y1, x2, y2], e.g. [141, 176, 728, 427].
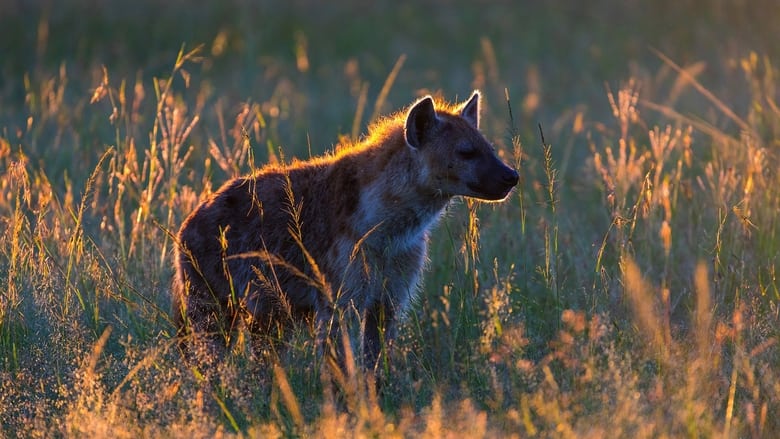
[1, 12, 779, 438]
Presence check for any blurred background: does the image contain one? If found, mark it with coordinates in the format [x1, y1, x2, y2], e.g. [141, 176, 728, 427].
[2, 0, 778, 169]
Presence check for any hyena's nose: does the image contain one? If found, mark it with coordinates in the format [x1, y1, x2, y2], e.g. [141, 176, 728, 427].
[502, 168, 520, 187]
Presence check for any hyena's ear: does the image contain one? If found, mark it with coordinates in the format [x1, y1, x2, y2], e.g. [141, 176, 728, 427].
[405, 96, 438, 149]
[460, 90, 481, 129]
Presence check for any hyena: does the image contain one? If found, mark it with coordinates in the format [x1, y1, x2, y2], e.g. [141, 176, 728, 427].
[172, 90, 519, 371]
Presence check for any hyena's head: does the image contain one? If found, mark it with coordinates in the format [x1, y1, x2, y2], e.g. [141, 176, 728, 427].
[405, 91, 519, 201]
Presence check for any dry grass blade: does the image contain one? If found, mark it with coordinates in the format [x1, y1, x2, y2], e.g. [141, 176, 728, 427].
[351, 82, 369, 140]
[640, 100, 741, 149]
[650, 47, 756, 138]
[109, 338, 177, 401]
[85, 326, 112, 378]
[227, 249, 323, 293]
[370, 54, 406, 121]
[273, 362, 305, 431]
[621, 256, 670, 362]
[694, 261, 712, 358]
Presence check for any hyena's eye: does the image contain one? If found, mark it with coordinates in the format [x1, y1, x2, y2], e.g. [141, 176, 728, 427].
[456, 143, 479, 159]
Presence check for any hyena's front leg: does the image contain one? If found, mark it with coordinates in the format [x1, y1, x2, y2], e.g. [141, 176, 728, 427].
[362, 300, 397, 374]
[315, 301, 345, 365]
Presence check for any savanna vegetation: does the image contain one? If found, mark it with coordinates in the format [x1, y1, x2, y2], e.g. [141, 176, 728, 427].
[1, 0, 778, 437]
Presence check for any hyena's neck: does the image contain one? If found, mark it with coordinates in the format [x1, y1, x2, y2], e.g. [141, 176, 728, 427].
[340, 129, 449, 251]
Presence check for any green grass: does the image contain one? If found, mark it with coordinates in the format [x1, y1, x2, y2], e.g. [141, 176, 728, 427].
[1, 0, 779, 436]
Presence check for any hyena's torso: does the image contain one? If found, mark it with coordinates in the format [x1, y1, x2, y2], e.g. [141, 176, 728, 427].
[172, 91, 519, 369]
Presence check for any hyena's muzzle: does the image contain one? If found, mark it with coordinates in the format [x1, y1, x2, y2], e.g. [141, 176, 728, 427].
[467, 154, 519, 201]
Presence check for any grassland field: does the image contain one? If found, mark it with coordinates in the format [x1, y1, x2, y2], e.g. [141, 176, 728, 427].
[1, 0, 779, 437]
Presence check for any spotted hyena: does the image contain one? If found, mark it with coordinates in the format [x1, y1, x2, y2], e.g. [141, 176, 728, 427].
[172, 90, 519, 370]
